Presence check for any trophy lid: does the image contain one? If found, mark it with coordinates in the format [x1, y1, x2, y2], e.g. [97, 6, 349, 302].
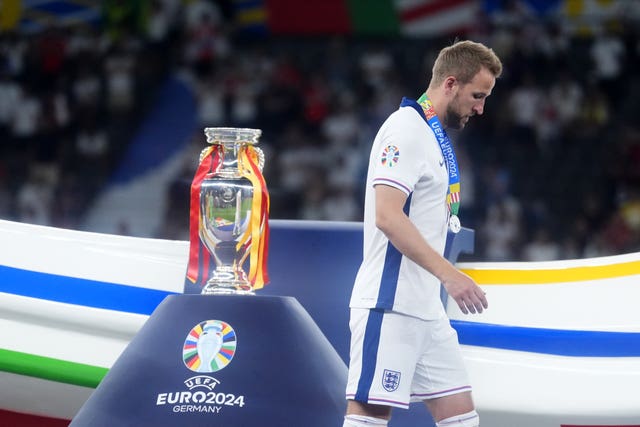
[204, 127, 262, 145]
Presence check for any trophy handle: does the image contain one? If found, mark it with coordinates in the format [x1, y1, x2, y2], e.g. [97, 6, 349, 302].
[254, 147, 265, 172]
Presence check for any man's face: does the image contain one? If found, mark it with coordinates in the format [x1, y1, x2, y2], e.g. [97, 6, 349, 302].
[444, 67, 496, 130]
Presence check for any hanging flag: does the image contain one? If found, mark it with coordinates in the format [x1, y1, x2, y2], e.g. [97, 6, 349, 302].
[264, 0, 353, 34]
[347, 0, 400, 35]
[246, 0, 398, 36]
[0, 0, 22, 30]
[394, 0, 481, 37]
[233, 0, 268, 35]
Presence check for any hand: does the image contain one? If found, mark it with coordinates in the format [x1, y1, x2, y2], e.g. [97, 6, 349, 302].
[442, 270, 488, 314]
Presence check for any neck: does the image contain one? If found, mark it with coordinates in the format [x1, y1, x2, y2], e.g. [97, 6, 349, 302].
[424, 87, 446, 121]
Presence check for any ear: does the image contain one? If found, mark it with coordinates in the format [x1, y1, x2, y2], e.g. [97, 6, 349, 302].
[443, 76, 458, 95]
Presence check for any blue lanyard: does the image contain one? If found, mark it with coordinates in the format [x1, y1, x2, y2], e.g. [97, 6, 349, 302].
[399, 96, 461, 215]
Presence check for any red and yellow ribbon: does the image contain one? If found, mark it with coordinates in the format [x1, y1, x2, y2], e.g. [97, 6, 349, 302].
[186, 145, 221, 286]
[185, 144, 270, 290]
[237, 145, 270, 289]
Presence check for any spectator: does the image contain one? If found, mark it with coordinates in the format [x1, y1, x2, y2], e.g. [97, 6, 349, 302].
[104, 41, 138, 116]
[16, 164, 56, 226]
[590, 26, 626, 100]
[481, 199, 523, 261]
[522, 226, 561, 261]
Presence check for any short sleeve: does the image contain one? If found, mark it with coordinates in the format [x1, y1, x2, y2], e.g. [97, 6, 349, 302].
[371, 108, 427, 195]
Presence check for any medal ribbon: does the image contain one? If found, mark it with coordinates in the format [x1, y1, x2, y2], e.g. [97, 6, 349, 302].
[186, 145, 221, 286]
[413, 94, 461, 216]
[236, 145, 270, 289]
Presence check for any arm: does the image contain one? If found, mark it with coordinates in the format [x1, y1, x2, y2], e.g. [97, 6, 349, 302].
[375, 184, 488, 314]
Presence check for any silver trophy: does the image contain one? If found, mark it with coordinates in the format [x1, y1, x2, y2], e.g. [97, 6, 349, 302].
[199, 127, 265, 295]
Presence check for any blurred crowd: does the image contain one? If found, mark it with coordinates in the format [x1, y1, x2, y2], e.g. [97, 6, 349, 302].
[0, 11, 169, 230]
[1, 0, 640, 261]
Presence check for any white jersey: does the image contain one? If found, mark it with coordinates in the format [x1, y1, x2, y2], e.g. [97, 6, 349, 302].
[349, 99, 450, 320]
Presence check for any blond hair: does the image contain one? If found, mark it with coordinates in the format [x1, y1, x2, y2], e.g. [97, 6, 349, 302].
[430, 40, 502, 88]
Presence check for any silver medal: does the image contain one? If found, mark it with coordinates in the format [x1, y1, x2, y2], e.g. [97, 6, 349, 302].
[448, 215, 461, 233]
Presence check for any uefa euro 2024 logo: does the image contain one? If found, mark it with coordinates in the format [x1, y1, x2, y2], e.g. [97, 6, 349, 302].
[183, 320, 237, 372]
[155, 320, 245, 413]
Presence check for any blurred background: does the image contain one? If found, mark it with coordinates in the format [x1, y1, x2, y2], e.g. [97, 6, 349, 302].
[0, 0, 638, 262]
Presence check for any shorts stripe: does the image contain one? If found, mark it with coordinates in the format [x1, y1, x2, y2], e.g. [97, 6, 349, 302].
[354, 309, 384, 402]
[438, 412, 479, 425]
[411, 385, 472, 399]
[345, 394, 407, 408]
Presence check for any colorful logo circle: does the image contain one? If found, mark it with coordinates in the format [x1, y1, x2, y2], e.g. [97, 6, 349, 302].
[183, 320, 237, 373]
[381, 145, 400, 167]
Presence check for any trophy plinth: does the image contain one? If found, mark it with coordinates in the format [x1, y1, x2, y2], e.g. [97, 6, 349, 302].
[69, 295, 347, 426]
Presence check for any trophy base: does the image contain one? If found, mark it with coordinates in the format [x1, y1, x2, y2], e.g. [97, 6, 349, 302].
[201, 268, 253, 295]
[201, 281, 254, 296]
[201, 286, 255, 296]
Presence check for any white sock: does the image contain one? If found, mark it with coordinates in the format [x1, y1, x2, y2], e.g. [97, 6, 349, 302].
[436, 410, 479, 427]
[343, 414, 389, 427]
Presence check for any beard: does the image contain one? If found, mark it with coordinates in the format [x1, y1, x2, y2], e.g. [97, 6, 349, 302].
[444, 93, 477, 130]
[444, 103, 465, 130]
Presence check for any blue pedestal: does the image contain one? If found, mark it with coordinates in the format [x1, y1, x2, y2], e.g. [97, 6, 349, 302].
[70, 294, 347, 426]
